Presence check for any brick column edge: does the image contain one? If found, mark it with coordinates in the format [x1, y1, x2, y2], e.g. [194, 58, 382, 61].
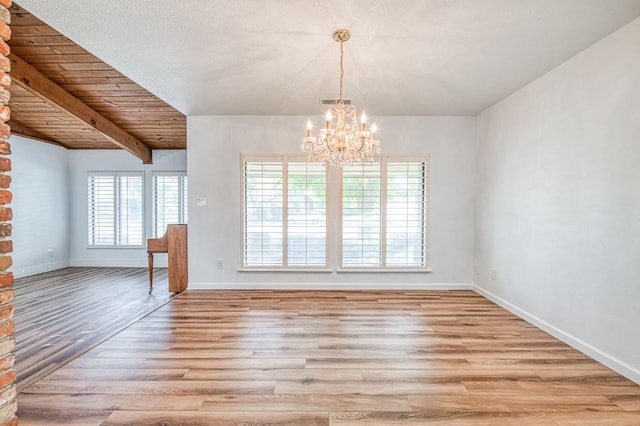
[0, 0, 16, 425]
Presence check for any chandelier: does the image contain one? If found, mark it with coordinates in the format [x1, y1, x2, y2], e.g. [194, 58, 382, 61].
[302, 29, 380, 166]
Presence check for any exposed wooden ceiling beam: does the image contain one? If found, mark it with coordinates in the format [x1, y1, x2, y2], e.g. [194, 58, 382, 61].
[8, 54, 152, 163]
[8, 119, 64, 147]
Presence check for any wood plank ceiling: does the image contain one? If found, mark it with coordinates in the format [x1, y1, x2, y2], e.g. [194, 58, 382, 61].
[6, 3, 186, 163]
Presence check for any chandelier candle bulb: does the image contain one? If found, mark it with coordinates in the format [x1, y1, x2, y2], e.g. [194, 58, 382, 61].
[361, 112, 367, 131]
[306, 118, 312, 137]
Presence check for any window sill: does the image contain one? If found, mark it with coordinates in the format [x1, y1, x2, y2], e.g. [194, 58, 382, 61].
[86, 245, 146, 249]
[336, 267, 433, 273]
[237, 267, 432, 273]
[238, 267, 333, 273]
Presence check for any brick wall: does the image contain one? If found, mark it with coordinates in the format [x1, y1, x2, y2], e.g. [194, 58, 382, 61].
[0, 0, 15, 424]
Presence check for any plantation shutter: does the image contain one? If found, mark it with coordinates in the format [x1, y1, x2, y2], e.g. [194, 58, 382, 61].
[243, 161, 284, 266]
[341, 164, 382, 266]
[152, 172, 188, 238]
[88, 172, 143, 246]
[386, 162, 427, 267]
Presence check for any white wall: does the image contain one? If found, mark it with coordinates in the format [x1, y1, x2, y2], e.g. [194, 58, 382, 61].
[69, 149, 187, 267]
[10, 136, 70, 278]
[475, 17, 640, 383]
[188, 115, 476, 288]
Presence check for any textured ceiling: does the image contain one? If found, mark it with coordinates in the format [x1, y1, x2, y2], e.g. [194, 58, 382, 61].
[16, 0, 640, 116]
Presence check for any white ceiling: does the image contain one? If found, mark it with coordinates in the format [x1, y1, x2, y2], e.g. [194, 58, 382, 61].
[17, 0, 640, 116]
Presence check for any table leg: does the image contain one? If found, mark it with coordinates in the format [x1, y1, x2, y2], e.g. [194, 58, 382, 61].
[147, 253, 153, 294]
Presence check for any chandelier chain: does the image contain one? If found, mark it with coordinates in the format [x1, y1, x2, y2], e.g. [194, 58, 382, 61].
[339, 39, 344, 103]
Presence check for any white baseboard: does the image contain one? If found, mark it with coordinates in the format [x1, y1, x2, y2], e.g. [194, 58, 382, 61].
[473, 284, 640, 385]
[188, 282, 474, 290]
[70, 258, 168, 268]
[13, 261, 70, 279]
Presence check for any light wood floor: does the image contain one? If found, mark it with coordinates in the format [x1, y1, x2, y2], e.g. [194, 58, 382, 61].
[16, 288, 640, 425]
[14, 267, 176, 389]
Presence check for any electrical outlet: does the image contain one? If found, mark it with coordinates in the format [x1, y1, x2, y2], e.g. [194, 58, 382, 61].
[217, 259, 224, 269]
[48, 249, 54, 258]
[490, 268, 497, 280]
[196, 196, 207, 206]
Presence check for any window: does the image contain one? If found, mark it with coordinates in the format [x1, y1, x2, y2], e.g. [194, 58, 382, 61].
[241, 154, 428, 271]
[342, 163, 382, 266]
[287, 162, 327, 266]
[385, 161, 428, 267]
[242, 155, 327, 268]
[152, 172, 188, 238]
[341, 156, 429, 268]
[88, 172, 144, 246]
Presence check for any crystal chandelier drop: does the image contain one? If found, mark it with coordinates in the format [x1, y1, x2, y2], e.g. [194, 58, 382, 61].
[302, 29, 380, 166]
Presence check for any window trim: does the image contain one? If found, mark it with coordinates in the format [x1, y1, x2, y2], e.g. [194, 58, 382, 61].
[338, 154, 430, 270]
[87, 171, 145, 248]
[151, 171, 188, 238]
[239, 153, 430, 272]
[241, 154, 329, 270]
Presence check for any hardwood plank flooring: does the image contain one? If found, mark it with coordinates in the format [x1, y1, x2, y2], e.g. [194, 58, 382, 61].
[16, 289, 640, 425]
[14, 267, 176, 389]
